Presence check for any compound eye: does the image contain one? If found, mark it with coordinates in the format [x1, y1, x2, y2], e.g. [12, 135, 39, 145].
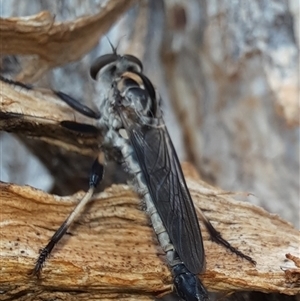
[90, 54, 118, 80]
[123, 54, 143, 72]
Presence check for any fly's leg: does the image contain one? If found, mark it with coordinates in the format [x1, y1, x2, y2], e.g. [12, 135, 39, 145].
[32, 153, 105, 277]
[55, 91, 101, 119]
[0, 76, 100, 119]
[60, 120, 100, 134]
[195, 207, 256, 265]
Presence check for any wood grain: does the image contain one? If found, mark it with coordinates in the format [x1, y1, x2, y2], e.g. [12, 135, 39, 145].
[1, 165, 299, 300]
[0, 78, 100, 156]
[0, 0, 138, 82]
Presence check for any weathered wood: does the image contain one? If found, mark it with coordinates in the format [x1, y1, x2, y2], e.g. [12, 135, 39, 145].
[0, 167, 299, 300]
[0, 0, 138, 82]
[0, 78, 100, 156]
[0, 77, 126, 195]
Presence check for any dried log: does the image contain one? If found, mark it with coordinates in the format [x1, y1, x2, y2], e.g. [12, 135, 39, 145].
[0, 78, 100, 156]
[0, 0, 138, 82]
[0, 167, 299, 301]
[0, 77, 126, 195]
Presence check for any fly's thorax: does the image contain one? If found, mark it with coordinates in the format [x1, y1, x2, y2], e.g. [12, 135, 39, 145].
[113, 71, 164, 129]
[117, 73, 152, 117]
[106, 128, 148, 193]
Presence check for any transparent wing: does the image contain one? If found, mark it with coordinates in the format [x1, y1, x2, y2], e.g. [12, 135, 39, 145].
[126, 121, 205, 274]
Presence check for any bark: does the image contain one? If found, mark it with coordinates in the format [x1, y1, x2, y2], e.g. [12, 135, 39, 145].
[0, 0, 138, 82]
[1, 168, 299, 300]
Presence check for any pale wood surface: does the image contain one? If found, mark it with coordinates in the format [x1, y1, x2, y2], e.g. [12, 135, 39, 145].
[1, 166, 299, 300]
[0, 0, 138, 82]
[0, 78, 100, 156]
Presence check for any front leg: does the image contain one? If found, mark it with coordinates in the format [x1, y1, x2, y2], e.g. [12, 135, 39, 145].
[32, 153, 105, 277]
[55, 91, 101, 119]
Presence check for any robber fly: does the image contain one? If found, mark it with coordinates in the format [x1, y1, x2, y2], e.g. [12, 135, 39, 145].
[20, 47, 255, 301]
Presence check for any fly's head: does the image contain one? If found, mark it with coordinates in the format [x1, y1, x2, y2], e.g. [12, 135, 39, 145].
[90, 53, 143, 86]
[91, 53, 161, 129]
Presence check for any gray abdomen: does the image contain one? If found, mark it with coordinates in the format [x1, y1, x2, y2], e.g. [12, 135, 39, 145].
[109, 129, 181, 267]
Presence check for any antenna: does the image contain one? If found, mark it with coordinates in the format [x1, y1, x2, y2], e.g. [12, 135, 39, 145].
[105, 35, 127, 55]
[105, 36, 117, 54]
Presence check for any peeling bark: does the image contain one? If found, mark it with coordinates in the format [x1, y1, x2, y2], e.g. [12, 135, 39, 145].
[1, 167, 299, 300]
[0, 0, 138, 82]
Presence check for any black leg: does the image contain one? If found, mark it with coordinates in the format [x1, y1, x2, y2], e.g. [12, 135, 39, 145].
[32, 153, 105, 277]
[196, 207, 256, 265]
[55, 91, 101, 119]
[60, 120, 99, 134]
[0, 76, 100, 119]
